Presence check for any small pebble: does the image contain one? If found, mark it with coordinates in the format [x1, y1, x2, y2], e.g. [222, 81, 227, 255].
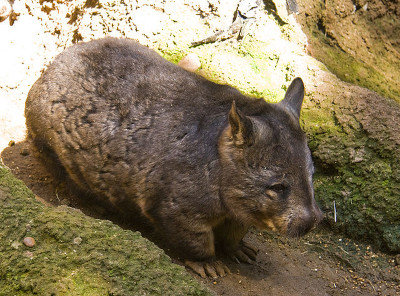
[178, 53, 201, 72]
[73, 237, 82, 245]
[8, 140, 15, 147]
[23, 237, 36, 247]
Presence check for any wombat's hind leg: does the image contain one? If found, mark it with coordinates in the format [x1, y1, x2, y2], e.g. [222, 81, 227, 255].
[185, 260, 231, 278]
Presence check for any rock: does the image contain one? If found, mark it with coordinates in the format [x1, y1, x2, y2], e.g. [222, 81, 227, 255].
[301, 82, 400, 252]
[178, 53, 201, 72]
[296, 0, 400, 252]
[0, 164, 212, 295]
[296, 0, 400, 103]
[23, 236, 36, 247]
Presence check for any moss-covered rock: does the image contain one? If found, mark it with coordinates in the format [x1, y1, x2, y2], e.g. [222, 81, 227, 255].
[0, 164, 212, 296]
[291, 0, 400, 252]
[295, 0, 400, 104]
[301, 82, 400, 252]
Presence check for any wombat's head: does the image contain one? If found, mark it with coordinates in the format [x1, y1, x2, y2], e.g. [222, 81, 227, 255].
[219, 78, 323, 238]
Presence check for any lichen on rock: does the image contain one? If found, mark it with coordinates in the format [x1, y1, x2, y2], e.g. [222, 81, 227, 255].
[0, 164, 212, 295]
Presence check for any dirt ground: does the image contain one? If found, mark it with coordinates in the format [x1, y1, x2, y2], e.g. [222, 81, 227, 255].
[1, 0, 399, 295]
[1, 140, 399, 295]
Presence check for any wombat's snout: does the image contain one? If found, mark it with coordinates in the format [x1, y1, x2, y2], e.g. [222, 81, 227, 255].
[287, 202, 324, 238]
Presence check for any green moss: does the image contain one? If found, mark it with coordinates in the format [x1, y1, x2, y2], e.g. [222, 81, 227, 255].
[66, 270, 111, 296]
[0, 164, 212, 295]
[382, 225, 400, 252]
[301, 108, 341, 138]
[157, 45, 188, 65]
[308, 34, 400, 104]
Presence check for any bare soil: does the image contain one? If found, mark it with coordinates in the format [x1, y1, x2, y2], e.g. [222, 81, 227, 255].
[2, 140, 399, 295]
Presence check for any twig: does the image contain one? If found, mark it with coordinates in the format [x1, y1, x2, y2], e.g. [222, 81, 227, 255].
[365, 278, 376, 291]
[334, 200, 337, 222]
[338, 245, 349, 255]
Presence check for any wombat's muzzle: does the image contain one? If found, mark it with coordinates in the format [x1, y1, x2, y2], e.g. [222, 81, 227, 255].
[287, 204, 324, 238]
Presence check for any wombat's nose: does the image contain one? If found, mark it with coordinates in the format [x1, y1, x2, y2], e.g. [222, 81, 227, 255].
[286, 204, 323, 238]
[312, 203, 324, 225]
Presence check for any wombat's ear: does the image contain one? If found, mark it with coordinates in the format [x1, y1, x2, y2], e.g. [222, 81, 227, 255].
[279, 77, 305, 120]
[229, 101, 254, 147]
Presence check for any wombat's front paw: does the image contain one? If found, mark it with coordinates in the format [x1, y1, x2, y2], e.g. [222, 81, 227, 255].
[185, 260, 231, 278]
[230, 241, 258, 264]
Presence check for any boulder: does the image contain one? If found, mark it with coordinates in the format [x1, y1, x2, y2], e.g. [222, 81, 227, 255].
[0, 164, 212, 295]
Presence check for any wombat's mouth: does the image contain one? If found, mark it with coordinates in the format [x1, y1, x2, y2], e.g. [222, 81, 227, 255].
[286, 220, 315, 238]
[259, 217, 316, 238]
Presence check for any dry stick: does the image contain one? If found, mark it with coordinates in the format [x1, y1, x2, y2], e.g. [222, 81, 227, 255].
[334, 200, 337, 223]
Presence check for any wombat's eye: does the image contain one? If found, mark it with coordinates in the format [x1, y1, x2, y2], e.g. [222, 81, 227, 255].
[267, 184, 286, 194]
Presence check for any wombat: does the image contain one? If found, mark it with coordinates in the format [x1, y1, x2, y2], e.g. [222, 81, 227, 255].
[25, 37, 323, 277]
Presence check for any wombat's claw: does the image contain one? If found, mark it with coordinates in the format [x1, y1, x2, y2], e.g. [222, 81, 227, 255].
[185, 260, 231, 278]
[231, 242, 258, 264]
